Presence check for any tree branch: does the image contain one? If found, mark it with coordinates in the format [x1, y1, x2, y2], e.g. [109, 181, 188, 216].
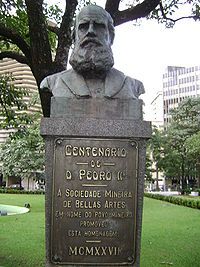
[159, 2, 200, 24]
[47, 24, 59, 35]
[114, 0, 160, 26]
[0, 51, 29, 65]
[54, 0, 78, 71]
[0, 23, 31, 63]
[25, 0, 53, 79]
[105, 0, 120, 19]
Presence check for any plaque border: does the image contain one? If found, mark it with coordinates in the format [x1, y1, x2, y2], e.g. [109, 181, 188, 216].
[51, 137, 138, 266]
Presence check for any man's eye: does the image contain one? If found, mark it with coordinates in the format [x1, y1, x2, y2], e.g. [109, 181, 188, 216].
[78, 23, 89, 31]
[95, 23, 106, 30]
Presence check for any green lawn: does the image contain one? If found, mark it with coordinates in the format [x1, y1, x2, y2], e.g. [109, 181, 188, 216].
[141, 198, 200, 267]
[0, 194, 200, 267]
[0, 194, 45, 267]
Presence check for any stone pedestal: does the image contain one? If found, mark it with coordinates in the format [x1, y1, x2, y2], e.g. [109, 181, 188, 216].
[41, 98, 151, 267]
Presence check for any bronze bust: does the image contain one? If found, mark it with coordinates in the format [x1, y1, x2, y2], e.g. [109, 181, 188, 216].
[40, 5, 144, 99]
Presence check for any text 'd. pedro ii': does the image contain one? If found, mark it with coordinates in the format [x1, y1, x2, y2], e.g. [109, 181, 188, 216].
[51, 138, 138, 265]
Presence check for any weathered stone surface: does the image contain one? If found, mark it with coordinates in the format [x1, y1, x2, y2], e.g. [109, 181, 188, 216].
[41, 117, 151, 139]
[50, 98, 143, 120]
[41, 113, 151, 267]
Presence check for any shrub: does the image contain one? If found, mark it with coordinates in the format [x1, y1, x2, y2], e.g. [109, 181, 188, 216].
[144, 193, 200, 210]
[181, 188, 192, 195]
[0, 187, 45, 195]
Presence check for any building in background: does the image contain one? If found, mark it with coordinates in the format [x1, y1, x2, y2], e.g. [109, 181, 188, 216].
[0, 58, 43, 190]
[0, 58, 40, 144]
[150, 90, 164, 128]
[149, 65, 200, 191]
[162, 65, 200, 124]
[150, 65, 200, 127]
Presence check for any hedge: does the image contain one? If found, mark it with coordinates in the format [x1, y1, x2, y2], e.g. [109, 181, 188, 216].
[144, 193, 200, 210]
[0, 188, 45, 194]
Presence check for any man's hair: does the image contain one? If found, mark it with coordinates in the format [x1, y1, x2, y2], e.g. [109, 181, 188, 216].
[72, 5, 115, 45]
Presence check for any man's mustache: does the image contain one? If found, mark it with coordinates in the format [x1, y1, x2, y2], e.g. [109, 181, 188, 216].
[80, 37, 103, 47]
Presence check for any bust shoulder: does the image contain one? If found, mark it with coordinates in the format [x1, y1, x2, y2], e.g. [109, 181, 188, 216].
[107, 68, 145, 98]
[124, 75, 145, 98]
[40, 69, 74, 92]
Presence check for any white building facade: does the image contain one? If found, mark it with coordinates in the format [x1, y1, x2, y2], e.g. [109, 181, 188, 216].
[150, 90, 164, 128]
[162, 65, 200, 124]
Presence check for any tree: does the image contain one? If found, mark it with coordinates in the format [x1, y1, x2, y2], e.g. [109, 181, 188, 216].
[162, 97, 200, 189]
[185, 132, 200, 187]
[0, 73, 34, 129]
[0, 0, 200, 116]
[0, 75, 44, 187]
[2, 0, 199, 116]
[147, 126, 165, 190]
[0, 116, 45, 182]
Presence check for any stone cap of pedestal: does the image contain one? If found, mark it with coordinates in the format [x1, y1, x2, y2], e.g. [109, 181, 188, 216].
[50, 97, 143, 120]
[40, 117, 151, 139]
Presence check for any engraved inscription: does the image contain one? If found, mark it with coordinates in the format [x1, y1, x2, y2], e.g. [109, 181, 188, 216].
[68, 246, 122, 256]
[51, 138, 137, 265]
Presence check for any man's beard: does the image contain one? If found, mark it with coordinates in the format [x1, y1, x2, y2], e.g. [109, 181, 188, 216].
[69, 38, 114, 78]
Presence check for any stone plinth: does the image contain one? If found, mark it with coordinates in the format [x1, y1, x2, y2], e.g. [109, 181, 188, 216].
[41, 98, 151, 267]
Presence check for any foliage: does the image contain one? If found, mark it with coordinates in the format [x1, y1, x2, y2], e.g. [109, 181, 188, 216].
[145, 192, 200, 209]
[145, 152, 153, 180]
[2, 0, 199, 115]
[0, 116, 45, 180]
[163, 97, 200, 186]
[147, 97, 200, 188]
[146, 126, 164, 187]
[185, 131, 200, 160]
[1, 0, 199, 115]
[170, 97, 200, 133]
[185, 131, 200, 187]
[147, 126, 164, 169]
[147, 0, 200, 27]
[0, 188, 45, 194]
[0, 73, 34, 128]
[0, 1, 60, 51]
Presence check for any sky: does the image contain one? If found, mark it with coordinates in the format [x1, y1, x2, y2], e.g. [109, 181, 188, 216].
[112, 19, 200, 119]
[47, 0, 200, 120]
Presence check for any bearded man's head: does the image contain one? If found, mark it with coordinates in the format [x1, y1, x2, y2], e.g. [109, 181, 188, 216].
[69, 5, 115, 78]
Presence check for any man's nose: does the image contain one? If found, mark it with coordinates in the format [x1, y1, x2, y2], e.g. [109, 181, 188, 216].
[87, 22, 96, 37]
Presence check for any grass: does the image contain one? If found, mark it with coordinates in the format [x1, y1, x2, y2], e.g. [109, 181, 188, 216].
[0, 194, 200, 267]
[141, 198, 200, 267]
[0, 194, 45, 267]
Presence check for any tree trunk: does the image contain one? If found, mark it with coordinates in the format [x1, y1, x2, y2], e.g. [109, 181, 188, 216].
[25, 0, 55, 117]
[155, 162, 159, 190]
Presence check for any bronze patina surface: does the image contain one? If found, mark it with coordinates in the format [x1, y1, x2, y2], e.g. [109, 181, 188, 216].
[51, 138, 138, 265]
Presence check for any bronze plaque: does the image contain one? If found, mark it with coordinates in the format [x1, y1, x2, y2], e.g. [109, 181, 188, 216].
[51, 138, 138, 265]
